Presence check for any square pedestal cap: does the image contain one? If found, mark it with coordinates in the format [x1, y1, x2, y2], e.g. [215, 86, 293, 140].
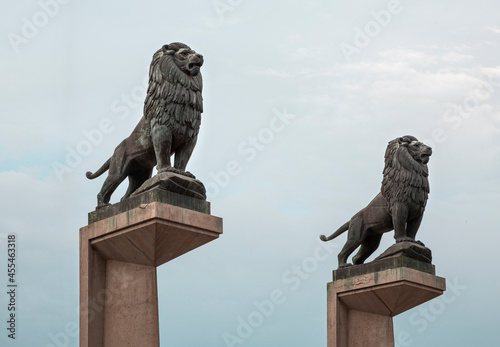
[82, 201, 222, 267]
[331, 259, 446, 317]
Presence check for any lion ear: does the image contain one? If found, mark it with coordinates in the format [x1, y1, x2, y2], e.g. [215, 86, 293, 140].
[162, 45, 175, 55]
[398, 137, 409, 146]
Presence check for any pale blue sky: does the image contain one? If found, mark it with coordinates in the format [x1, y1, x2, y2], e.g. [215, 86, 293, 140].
[1, 0, 499, 346]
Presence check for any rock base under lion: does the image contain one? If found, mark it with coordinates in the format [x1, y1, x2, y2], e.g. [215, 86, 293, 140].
[131, 171, 207, 200]
[374, 241, 432, 263]
[333, 242, 435, 281]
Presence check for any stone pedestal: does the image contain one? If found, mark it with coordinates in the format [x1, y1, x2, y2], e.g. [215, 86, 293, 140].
[327, 257, 446, 347]
[80, 190, 222, 347]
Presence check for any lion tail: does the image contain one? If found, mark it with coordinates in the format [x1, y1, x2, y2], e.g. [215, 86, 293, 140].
[86, 158, 111, 179]
[319, 221, 350, 242]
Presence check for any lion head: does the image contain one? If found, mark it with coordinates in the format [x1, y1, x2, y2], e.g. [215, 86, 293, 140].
[160, 42, 204, 76]
[381, 136, 432, 214]
[144, 42, 203, 138]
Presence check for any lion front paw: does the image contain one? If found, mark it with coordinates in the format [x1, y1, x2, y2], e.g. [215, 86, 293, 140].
[96, 203, 111, 210]
[396, 238, 425, 247]
[158, 167, 196, 179]
[158, 167, 182, 175]
[181, 171, 196, 179]
[396, 237, 415, 243]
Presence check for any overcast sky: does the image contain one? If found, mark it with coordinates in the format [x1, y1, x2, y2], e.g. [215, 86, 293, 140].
[1, 0, 499, 346]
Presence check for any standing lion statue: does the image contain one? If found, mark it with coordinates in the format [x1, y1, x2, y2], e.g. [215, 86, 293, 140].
[319, 136, 432, 268]
[86, 42, 204, 208]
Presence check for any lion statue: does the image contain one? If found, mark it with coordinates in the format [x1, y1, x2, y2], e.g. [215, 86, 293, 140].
[86, 42, 204, 208]
[319, 136, 432, 268]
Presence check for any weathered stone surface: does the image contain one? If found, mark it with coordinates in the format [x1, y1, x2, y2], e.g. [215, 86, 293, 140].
[131, 171, 206, 200]
[327, 265, 446, 347]
[103, 261, 159, 347]
[88, 202, 222, 266]
[88, 186, 210, 224]
[374, 241, 432, 263]
[333, 255, 435, 281]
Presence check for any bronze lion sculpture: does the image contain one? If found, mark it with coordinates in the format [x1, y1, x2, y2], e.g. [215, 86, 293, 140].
[319, 136, 432, 268]
[86, 42, 204, 208]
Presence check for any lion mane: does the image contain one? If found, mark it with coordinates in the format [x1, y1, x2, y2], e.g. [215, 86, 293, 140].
[144, 42, 203, 139]
[381, 135, 430, 216]
[319, 135, 433, 268]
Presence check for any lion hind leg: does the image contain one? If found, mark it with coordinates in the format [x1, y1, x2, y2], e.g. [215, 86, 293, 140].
[352, 234, 383, 265]
[96, 173, 127, 208]
[337, 217, 364, 267]
[121, 169, 153, 200]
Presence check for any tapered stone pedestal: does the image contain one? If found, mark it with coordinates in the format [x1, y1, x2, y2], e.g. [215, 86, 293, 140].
[327, 257, 446, 347]
[80, 190, 222, 347]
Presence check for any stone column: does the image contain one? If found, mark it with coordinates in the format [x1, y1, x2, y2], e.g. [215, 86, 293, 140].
[327, 257, 446, 347]
[80, 189, 222, 347]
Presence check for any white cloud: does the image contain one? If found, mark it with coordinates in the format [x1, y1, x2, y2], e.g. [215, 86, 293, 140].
[487, 26, 500, 34]
[379, 49, 474, 66]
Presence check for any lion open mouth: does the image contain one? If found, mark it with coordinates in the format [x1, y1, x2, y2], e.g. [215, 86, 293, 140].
[420, 151, 432, 164]
[187, 62, 202, 76]
[419, 146, 432, 164]
[188, 62, 202, 69]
